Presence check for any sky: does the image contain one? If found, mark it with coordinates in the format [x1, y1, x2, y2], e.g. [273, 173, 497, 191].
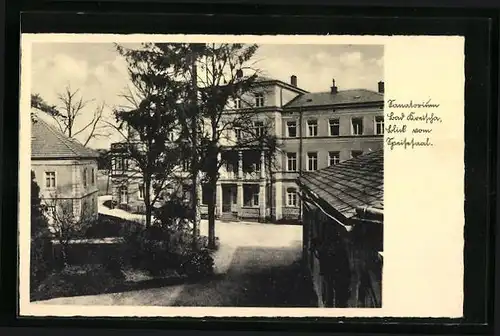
[30, 42, 383, 149]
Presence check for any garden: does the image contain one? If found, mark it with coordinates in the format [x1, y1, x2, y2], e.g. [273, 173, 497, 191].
[31, 198, 217, 302]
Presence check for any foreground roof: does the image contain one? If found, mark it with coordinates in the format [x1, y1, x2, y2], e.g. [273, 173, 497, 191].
[31, 111, 99, 160]
[285, 89, 383, 108]
[298, 149, 383, 219]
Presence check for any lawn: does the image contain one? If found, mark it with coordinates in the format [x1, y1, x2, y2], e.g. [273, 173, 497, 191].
[30, 264, 188, 302]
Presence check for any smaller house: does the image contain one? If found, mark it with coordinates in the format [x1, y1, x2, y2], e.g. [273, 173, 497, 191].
[31, 110, 100, 226]
[298, 149, 383, 308]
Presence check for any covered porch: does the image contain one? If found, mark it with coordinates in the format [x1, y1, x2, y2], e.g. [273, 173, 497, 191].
[206, 182, 270, 222]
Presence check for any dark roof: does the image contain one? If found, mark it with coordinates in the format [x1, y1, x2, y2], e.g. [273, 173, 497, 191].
[31, 111, 99, 160]
[285, 89, 383, 108]
[299, 150, 383, 219]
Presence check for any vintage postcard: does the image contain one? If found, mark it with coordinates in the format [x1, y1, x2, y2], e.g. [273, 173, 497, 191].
[18, 34, 464, 318]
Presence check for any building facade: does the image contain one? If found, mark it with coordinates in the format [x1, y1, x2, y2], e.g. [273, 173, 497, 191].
[31, 111, 100, 226]
[110, 76, 384, 222]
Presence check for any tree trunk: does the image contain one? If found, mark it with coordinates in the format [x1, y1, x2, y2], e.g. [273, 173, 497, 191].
[145, 203, 152, 228]
[191, 172, 201, 249]
[207, 174, 217, 249]
[60, 241, 69, 268]
[144, 177, 152, 228]
[106, 170, 110, 195]
[207, 189, 216, 249]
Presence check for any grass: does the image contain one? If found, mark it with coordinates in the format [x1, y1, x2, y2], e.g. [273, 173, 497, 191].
[31, 264, 123, 301]
[30, 264, 192, 302]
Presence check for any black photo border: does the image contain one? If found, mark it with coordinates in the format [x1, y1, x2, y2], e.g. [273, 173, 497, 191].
[1, 3, 497, 335]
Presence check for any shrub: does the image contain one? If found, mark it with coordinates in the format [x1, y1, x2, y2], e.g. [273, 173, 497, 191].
[30, 237, 53, 292]
[180, 249, 215, 279]
[85, 214, 142, 238]
[121, 226, 185, 276]
[102, 253, 125, 279]
[30, 171, 53, 290]
[118, 199, 215, 280]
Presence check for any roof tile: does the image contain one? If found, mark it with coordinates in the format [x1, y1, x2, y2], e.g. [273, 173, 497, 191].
[285, 89, 383, 108]
[299, 150, 384, 218]
[31, 111, 99, 159]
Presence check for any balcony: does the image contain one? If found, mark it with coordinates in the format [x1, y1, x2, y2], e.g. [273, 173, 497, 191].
[243, 171, 262, 180]
[219, 169, 238, 180]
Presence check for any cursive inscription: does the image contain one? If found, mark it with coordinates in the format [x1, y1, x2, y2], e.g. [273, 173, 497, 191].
[385, 99, 442, 150]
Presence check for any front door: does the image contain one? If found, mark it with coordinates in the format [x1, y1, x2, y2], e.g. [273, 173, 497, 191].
[222, 185, 237, 213]
[222, 186, 232, 213]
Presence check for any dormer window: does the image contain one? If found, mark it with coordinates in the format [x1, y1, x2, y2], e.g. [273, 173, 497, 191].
[255, 93, 264, 107]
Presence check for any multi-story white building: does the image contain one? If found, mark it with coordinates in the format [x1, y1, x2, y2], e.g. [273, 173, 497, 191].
[110, 76, 384, 223]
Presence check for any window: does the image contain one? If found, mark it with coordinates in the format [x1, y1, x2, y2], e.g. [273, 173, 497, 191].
[45, 205, 56, 224]
[254, 121, 264, 137]
[351, 150, 363, 159]
[116, 157, 122, 170]
[375, 116, 384, 135]
[329, 152, 340, 166]
[115, 156, 128, 171]
[287, 121, 297, 137]
[287, 188, 298, 207]
[182, 160, 190, 171]
[253, 192, 259, 206]
[307, 152, 318, 171]
[234, 128, 242, 140]
[329, 118, 340, 136]
[83, 168, 88, 187]
[307, 119, 318, 137]
[352, 117, 364, 135]
[45, 172, 56, 188]
[243, 185, 260, 207]
[119, 186, 128, 204]
[168, 132, 176, 142]
[91, 168, 95, 185]
[287, 152, 297, 171]
[138, 184, 144, 200]
[255, 93, 264, 107]
[234, 97, 241, 109]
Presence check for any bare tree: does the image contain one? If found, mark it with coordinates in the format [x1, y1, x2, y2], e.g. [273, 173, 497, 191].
[31, 86, 109, 146]
[43, 195, 95, 266]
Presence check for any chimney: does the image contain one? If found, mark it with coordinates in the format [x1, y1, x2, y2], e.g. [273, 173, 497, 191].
[330, 79, 338, 94]
[378, 81, 385, 93]
[290, 75, 297, 87]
